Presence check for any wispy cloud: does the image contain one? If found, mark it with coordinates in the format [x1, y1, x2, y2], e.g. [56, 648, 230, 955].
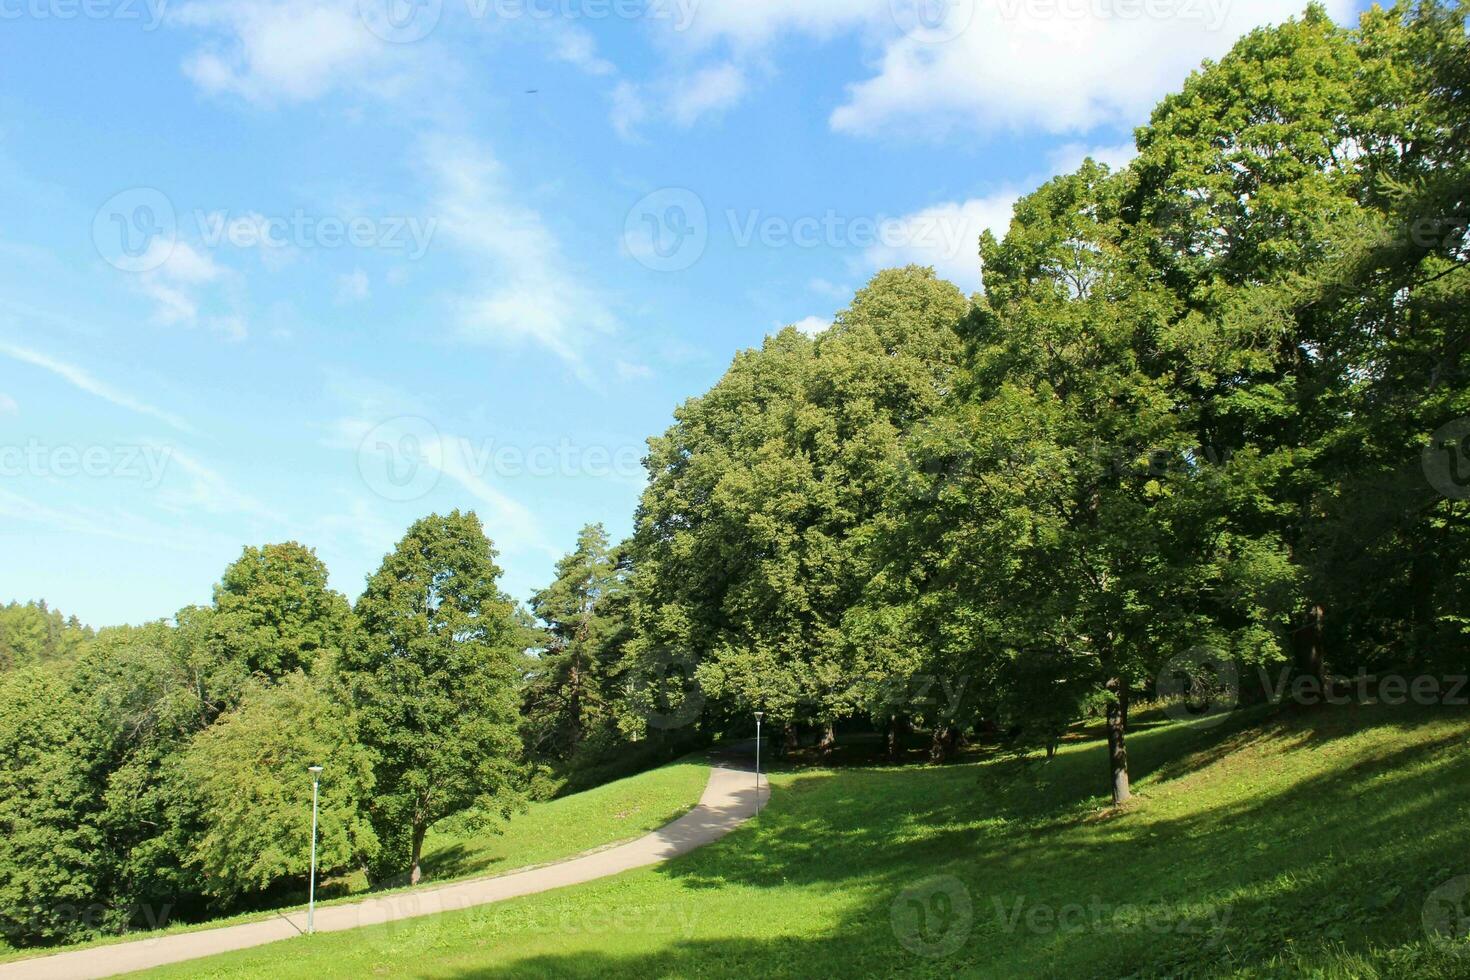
[0, 341, 196, 433]
[422, 135, 616, 385]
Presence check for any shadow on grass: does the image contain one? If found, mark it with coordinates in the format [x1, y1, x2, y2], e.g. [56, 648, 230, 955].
[426, 702, 1470, 979]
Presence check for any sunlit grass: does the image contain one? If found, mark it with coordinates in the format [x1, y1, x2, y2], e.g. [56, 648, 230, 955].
[133, 702, 1470, 978]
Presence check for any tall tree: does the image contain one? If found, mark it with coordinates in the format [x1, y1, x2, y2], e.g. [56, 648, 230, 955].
[343, 511, 524, 885]
[525, 525, 625, 765]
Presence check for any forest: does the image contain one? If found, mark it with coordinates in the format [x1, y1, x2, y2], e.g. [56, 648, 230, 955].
[1, 0, 1465, 953]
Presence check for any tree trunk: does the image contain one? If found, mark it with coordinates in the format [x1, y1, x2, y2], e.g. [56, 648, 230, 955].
[929, 725, 955, 763]
[782, 721, 799, 757]
[1106, 678, 1131, 805]
[1292, 602, 1326, 683]
[886, 716, 904, 762]
[409, 822, 427, 886]
[567, 660, 582, 757]
[817, 722, 836, 762]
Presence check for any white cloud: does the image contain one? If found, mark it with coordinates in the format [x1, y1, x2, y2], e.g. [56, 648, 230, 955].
[136, 240, 229, 327]
[553, 27, 616, 76]
[0, 393, 16, 415]
[0, 342, 195, 432]
[637, 1, 1352, 138]
[336, 268, 371, 304]
[174, 0, 391, 104]
[669, 63, 749, 126]
[808, 278, 851, 300]
[862, 191, 1019, 293]
[422, 135, 615, 382]
[792, 315, 830, 337]
[155, 446, 282, 522]
[610, 81, 649, 141]
[328, 412, 549, 556]
[832, 1, 1355, 136]
[1048, 141, 1139, 175]
[615, 359, 654, 381]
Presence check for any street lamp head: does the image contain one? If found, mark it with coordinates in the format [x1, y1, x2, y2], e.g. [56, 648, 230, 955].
[754, 711, 764, 720]
[308, 765, 324, 774]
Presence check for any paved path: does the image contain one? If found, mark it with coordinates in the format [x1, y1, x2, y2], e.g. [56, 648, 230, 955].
[1, 760, 768, 980]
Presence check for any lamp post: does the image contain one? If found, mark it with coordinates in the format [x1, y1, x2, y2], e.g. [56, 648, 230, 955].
[308, 765, 323, 935]
[753, 711, 764, 815]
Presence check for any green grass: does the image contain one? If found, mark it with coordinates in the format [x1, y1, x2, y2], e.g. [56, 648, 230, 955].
[0, 758, 708, 966]
[417, 758, 710, 882]
[134, 702, 1470, 978]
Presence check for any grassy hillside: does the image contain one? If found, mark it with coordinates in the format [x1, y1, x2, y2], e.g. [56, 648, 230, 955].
[138, 703, 1470, 978]
[0, 759, 708, 965]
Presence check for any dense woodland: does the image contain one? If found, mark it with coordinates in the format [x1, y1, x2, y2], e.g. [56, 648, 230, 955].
[1, 1, 1466, 949]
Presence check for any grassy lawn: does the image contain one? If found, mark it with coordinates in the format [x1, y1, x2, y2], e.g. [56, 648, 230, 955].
[0, 758, 709, 966]
[134, 702, 1470, 978]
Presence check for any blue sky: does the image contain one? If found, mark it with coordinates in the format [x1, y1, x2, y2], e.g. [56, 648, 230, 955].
[0, 0, 1361, 627]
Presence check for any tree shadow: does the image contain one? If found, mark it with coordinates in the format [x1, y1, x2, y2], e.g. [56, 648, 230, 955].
[412, 702, 1470, 978]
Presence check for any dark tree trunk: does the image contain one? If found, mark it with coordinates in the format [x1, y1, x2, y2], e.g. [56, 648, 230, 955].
[782, 721, 799, 757]
[817, 722, 836, 762]
[929, 725, 956, 763]
[886, 716, 905, 762]
[1292, 602, 1326, 683]
[409, 822, 427, 885]
[1105, 678, 1131, 805]
[567, 660, 582, 757]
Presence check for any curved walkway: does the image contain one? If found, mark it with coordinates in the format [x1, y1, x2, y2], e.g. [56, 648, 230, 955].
[0, 759, 769, 980]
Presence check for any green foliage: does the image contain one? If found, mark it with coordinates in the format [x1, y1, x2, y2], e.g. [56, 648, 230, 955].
[209, 543, 354, 678]
[523, 524, 628, 767]
[631, 267, 967, 746]
[0, 600, 92, 671]
[173, 673, 377, 901]
[343, 511, 525, 883]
